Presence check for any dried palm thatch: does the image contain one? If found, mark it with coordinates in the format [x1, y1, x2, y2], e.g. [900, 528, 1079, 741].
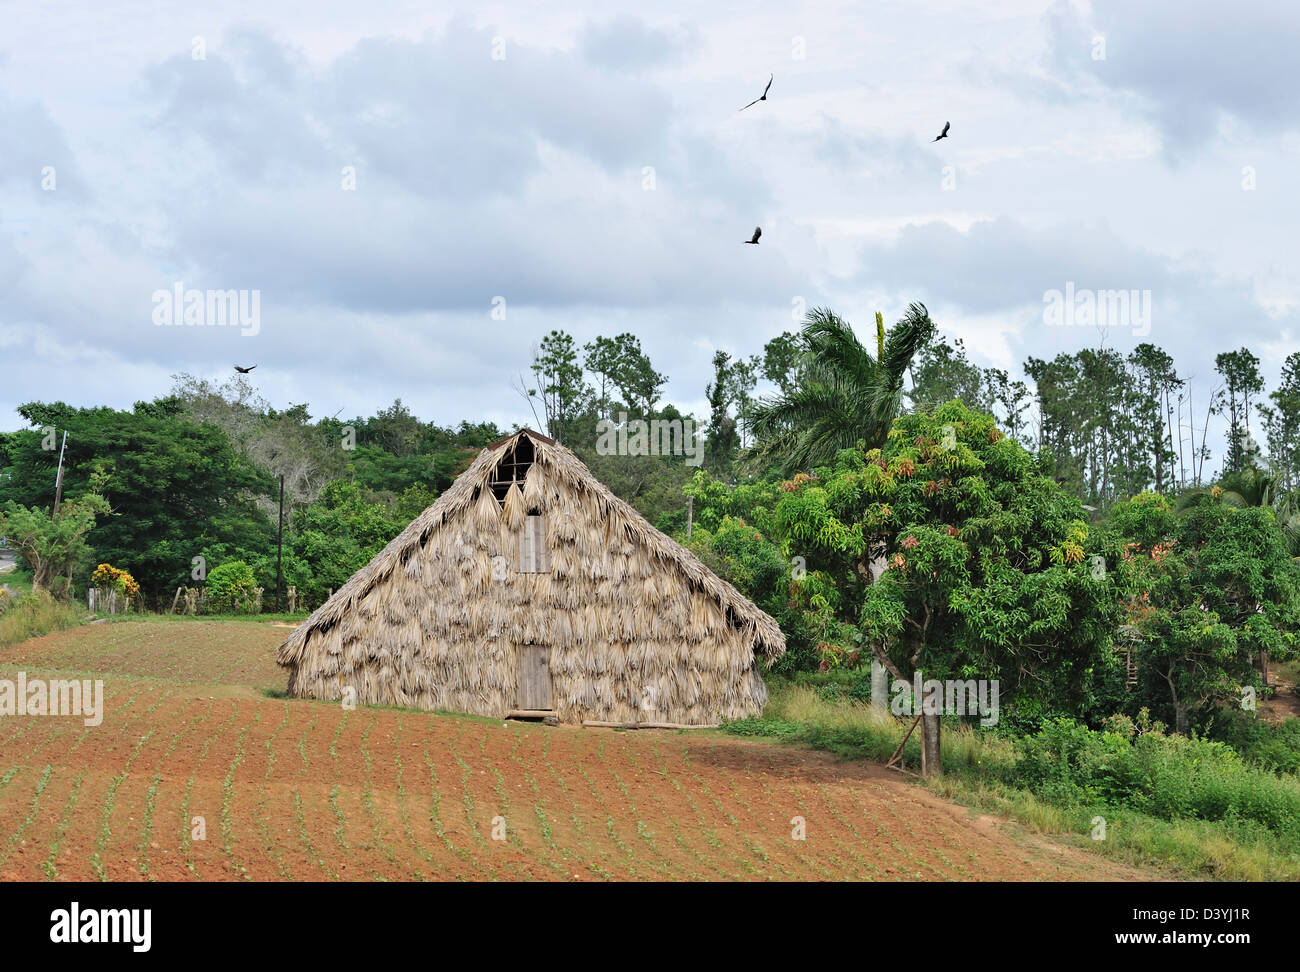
[277, 428, 785, 725]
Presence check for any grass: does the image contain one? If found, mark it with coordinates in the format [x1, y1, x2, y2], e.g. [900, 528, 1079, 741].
[0, 566, 34, 594]
[732, 680, 1300, 882]
[728, 681, 1015, 773]
[0, 583, 306, 649]
[927, 775, 1300, 881]
[0, 590, 89, 649]
[103, 611, 310, 625]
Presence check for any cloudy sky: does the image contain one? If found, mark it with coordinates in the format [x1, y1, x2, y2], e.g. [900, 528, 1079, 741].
[2, 0, 1297, 449]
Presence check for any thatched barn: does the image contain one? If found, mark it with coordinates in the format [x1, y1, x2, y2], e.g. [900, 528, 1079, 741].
[276, 428, 785, 726]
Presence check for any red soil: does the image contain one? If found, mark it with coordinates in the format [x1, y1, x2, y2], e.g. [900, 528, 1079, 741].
[0, 621, 1145, 881]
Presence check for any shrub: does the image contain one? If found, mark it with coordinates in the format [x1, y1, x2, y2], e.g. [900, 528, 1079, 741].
[90, 563, 141, 598]
[1209, 711, 1300, 775]
[1011, 717, 1140, 805]
[205, 561, 260, 614]
[847, 672, 875, 704]
[1011, 716, 1300, 840]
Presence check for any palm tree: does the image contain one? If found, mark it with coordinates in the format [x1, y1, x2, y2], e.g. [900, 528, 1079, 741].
[747, 304, 935, 473]
[1176, 465, 1300, 560]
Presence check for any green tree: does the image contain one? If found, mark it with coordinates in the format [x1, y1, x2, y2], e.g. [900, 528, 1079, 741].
[583, 335, 623, 421]
[529, 330, 592, 445]
[1127, 344, 1181, 495]
[749, 304, 936, 474]
[909, 335, 987, 413]
[1214, 348, 1264, 476]
[1107, 491, 1300, 733]
[281, 481, 406, 607]
[725, 355, 761, 449]
[761, 331, 803, 397]
[0, 401, 272, 597]
[680, 469, 839, 671]
[367, 399, 425, 457]
[575, 445, 698, 533]
[704, 351, 740, 475]
[607, 333, 667, 418]
[1260, 351, 1300, 496]
[584, 333, 667, 421]
[0, 493, 110, 594]
[773, 401, 1121, 774]
[981, 367, 1032, 446]
[1026, 348, 1147, 508]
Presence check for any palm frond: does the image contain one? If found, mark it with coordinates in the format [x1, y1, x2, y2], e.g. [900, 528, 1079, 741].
[880, 303, 936, 383]
[746, 303, 935, 474]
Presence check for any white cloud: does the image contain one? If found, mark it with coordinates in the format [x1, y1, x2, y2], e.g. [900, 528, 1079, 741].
[0, 0, 1295, 457]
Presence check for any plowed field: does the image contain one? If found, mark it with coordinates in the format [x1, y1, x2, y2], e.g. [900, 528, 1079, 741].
[0, 621, 1145, 881]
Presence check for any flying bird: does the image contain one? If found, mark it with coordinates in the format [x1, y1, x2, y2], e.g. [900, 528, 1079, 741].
[933, 121, 950, 142]
[739, 74, 773, 111]
[744, 226, 761, 244]
[233, 365, 257, 374]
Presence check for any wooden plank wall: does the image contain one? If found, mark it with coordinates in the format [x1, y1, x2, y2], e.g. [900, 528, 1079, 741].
[517, 514, 551, 573]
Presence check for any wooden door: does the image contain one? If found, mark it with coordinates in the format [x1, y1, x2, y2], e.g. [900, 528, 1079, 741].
[517, 645, 553, 711]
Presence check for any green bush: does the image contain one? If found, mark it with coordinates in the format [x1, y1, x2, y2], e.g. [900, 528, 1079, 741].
[847, 673, 875, 704]
[1209, 711, 1300, 774]
[1010, 716, 1300, 841]
[205, 561, 259, 614]
[1011, 717, 1141, 805]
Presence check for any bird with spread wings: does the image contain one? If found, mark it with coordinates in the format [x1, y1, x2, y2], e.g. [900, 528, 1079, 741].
[739, 74, 773, 111]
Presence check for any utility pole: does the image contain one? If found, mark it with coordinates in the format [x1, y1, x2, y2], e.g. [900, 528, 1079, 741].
[52, 431, 68, 515]
[275, 474, 284, 613]
[686, 495, 693, 539]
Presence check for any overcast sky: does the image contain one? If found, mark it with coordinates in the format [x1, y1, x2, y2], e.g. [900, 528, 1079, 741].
[2, 0, 1297, 450]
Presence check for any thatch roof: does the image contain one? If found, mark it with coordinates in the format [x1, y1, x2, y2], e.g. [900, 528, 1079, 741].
[276, 429, 784, 723]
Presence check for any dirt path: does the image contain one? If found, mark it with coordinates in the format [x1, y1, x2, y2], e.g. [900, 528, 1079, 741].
[0, 622, 1150, 881]
[1263, 674, 1300, 725]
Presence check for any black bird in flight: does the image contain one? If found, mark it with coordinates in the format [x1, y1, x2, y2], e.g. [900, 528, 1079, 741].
[933, 121, 950, 142]
[744, 226, 761, 244]
[233, 364, 257, 374]
[739, 74, 773, 111]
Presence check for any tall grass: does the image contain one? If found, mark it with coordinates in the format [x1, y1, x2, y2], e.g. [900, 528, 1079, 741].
[728, 682, 1016, 772]
[927, 775, 1300, 881]
[730, 678, 1300, 881]
[0, 591, 88, 649]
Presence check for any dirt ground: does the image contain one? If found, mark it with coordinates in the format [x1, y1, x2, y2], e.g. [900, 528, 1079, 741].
[1263, 671, 1300, 725]
[0, 621, 1148, 881]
